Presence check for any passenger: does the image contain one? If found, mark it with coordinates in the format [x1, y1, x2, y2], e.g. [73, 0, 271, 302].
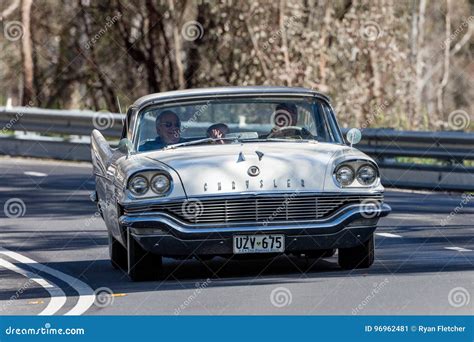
[140, 110, 182, 151]
[207, 123, 229, 144]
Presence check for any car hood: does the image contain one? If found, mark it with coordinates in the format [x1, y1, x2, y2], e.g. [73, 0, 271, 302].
[143, 142, 364, 197]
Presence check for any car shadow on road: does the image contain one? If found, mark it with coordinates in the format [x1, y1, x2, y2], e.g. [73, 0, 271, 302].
[6, 249, 470, 300]
[0, 249, 472, 307]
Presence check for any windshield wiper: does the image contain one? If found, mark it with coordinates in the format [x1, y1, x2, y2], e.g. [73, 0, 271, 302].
[163, 137, 237, 150]
[241, 137, 317, 143]
[163, 136, 318, 150]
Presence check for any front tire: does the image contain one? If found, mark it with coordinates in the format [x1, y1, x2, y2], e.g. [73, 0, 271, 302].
[321, 248, 336, 258]
[127, 230, 162, 281]
[305, 249, 336, 259]
[109, 233, 127, 271]
[338, 234, 374, 269]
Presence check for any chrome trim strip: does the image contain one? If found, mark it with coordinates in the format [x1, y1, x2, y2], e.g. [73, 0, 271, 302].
[120, 203, 391, 234]
[130, 225, 377, 239]
[120, 191, 384, 210]
[136, 91, 331, 111]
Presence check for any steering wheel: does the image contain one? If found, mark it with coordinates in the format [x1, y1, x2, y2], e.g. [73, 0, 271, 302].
[267, 126, 314, 139]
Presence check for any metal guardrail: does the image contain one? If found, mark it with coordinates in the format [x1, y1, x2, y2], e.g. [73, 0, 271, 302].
[354, 129, 474, 161]
[0, 106, 123, 137]
[352, 129, 474, 190]
[1, 106, 473, 191]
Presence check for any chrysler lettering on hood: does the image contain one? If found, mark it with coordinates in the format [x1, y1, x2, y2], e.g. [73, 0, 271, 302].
[144, 142, 343, 197]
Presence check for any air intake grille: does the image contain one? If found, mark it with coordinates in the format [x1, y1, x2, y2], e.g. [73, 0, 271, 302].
[124, 193, 383, 224]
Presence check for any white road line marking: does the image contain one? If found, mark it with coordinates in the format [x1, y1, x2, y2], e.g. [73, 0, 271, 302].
[376, 232, 403, 238]
[24, 171, 48, 177]
[0, 247, 95, 315]
[0, 257, 66, 315]
[444, 247, 472, 252]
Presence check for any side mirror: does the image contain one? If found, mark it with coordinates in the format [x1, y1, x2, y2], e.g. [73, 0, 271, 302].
[346, 128, 362, 147]
[118, 138, 132, 155]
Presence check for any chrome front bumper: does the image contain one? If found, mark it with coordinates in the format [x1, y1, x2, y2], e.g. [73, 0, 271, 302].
[118, 203, 391, 256]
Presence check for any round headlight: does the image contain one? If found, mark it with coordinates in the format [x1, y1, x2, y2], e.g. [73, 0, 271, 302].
[151, 174, 171, 194]
[129, 175, 149, 196]
[357, 165, 377, 185]
[335, 166, 355, 186]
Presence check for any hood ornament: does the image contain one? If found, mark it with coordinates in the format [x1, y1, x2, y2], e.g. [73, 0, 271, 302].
[237, 151, 246, 163]
[255, 150, 264, 161]
[247, 166, 260, 177]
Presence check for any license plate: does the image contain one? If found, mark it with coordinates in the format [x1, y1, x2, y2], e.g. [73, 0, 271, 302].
[233, 235, 285, 254]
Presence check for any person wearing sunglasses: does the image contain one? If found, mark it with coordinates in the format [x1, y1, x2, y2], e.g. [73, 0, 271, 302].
[139, 110, 183, 151]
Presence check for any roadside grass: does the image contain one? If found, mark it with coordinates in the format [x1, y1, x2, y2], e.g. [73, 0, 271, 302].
[395, 157, 474, 167]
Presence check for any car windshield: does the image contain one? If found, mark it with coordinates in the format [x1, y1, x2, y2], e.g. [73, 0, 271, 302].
[135, 97, 343, 152]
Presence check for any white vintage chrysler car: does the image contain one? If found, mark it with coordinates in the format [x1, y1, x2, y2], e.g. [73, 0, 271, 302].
[91, 87, 391, 281]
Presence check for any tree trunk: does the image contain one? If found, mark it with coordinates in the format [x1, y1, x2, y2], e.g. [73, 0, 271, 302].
[279, 0, 292, 86]
[318, 4, 332, 91]
[436, 0, 451, 119]
[168, 0, 186, 89]
[20, 0, 34, 106]
[415, 0, 426, 122]
[1, 0, 20, 20]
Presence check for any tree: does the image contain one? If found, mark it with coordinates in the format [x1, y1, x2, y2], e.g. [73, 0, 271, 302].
[20, 0, 34, 106]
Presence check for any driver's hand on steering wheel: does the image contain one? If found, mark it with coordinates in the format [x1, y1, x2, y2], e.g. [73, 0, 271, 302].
[268, 126, 313, 139]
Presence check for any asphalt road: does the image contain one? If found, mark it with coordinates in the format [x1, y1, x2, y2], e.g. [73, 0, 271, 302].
[0, 157, 472, 315]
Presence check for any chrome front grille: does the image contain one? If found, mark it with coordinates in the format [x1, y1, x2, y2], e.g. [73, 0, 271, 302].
[124, 193, 384, 224]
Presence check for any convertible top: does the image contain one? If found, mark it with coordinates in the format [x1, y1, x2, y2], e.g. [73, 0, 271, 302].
[132, 86, 331, 109]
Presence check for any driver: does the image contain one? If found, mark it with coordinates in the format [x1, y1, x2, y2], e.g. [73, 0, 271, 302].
[139, 110, 183, 151]
[272, 103, 298, 128]
[262, 103, 298, 138]
[264, 103, 313, 139]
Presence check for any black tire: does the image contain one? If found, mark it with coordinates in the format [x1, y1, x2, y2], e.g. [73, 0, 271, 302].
[321, 248, 336, 258]
[109, 233, 127, 271]
[338, 234, 374, 269]
[305, 249, 336, 259]
[127, 231, 162, 281]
